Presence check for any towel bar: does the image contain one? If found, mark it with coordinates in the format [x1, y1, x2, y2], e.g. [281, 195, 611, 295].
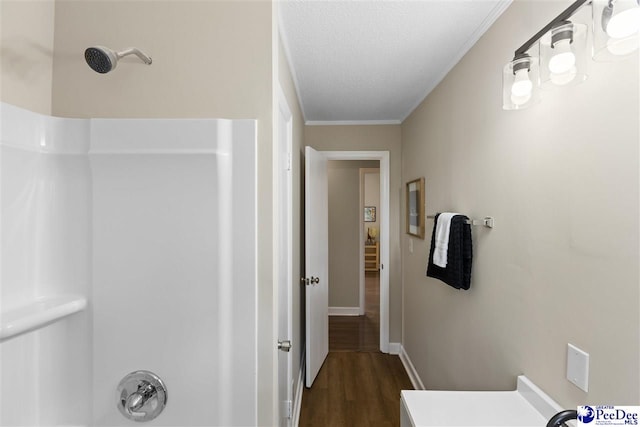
[427, 215, 494, 228]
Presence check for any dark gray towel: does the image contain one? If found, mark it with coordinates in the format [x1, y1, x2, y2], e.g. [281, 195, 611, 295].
[426, 213, 473, 290]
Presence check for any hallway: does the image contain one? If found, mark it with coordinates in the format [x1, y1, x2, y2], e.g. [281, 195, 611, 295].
[329, 272, 380, 352]
[299, 273, 413, 426]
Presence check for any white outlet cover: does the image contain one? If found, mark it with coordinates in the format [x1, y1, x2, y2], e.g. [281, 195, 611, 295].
[567, 343, 589, 392]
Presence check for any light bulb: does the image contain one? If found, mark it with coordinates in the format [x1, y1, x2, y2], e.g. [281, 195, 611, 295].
[511, 68, 533, 97]
[550, 66, 577, 85]
[548, 39, 576, 74]
[607, 7, 640, 38]
[510, 91, 532, 106]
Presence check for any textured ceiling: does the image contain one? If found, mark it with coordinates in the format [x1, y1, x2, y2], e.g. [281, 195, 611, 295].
[279, 0, 512, 124]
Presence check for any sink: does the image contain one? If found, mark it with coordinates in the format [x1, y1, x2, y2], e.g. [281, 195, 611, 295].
[400, 376, 566, 426]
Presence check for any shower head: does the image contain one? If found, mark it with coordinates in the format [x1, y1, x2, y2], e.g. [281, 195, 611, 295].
[84, 46, 152, 74]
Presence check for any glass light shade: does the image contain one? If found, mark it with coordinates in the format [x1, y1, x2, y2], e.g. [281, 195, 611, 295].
[502, 55, 541, 110]
[540, 22, 588, 87]
[592, 0, 640, 60]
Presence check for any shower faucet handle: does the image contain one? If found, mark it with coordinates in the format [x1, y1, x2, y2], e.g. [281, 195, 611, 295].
[125, 381, 157, 414]
[117, 371, 167, 422]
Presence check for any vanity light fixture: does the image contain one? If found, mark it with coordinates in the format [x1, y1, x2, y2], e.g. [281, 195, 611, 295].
[540, 20, 588, 87]
[593, 0, 640, 59]
[502, 0, 640, 110]
[502, 53, 540, 109]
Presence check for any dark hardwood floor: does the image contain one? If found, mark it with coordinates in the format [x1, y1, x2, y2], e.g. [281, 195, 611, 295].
[329, 271, 380, 352]
[298, 351, 413, 427]
[299, 272, 414, 427]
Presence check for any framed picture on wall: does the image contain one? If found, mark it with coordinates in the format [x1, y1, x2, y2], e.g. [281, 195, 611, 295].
[364, 206, 376, 222]
[406, 177, 425, 239]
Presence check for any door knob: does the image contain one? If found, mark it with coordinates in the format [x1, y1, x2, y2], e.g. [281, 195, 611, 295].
[301, 277, 319, 285]
[278, 340, 292, 352]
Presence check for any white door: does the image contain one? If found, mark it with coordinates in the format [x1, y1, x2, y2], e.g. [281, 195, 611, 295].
[277, 88, 293, 426]
[304, 146, 329, 388]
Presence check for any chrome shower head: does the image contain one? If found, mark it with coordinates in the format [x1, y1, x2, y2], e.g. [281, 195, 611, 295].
[84, 46, 152, 74]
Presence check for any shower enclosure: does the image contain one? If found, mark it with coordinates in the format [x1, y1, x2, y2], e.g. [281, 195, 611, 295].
[0, 102, 258, 426]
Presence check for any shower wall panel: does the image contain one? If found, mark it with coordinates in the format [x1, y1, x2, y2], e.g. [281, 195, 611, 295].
[0, 103, 258, 426]
[0, 103, 91, 426]
[89, 118, 257, 426]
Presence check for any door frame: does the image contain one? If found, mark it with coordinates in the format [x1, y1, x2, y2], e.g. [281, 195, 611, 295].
[321, 151, 390, 353]
[276, 84, 293, 425]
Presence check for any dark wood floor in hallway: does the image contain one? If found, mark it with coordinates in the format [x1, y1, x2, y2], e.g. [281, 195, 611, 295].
[328, 271, 380, 352]
[299, 273, 414, 427]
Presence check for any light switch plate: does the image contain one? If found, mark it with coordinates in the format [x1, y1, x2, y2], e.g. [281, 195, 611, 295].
[409, 238, 413, 253]
[567, 343, 589, 392]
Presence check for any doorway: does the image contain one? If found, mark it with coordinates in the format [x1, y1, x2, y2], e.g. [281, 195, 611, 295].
[320, 151, 390, 353]
[300, 149, 406, 425]
[303, 149, 390, 388]
[327, 161, 380, 352]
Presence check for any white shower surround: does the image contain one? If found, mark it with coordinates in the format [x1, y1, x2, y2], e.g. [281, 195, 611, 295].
[0, 102, 258, 426]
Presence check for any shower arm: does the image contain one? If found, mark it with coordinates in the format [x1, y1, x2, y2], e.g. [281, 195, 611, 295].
[117, 48, 153, 65]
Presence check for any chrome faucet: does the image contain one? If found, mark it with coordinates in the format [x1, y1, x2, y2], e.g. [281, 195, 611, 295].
[547, 409, 578, 427]
[125, 381, 157, 414]
[117, 370, 167, 421]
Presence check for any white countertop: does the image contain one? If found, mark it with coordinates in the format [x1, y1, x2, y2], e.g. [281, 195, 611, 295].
[400, 376, 565, 427]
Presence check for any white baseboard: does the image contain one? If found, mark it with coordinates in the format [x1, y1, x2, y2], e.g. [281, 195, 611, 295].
[328, 307, 360, 316]
[292, 351, 305, 427]
[388, 342, 401, 355]
[399, 345, 425, 390]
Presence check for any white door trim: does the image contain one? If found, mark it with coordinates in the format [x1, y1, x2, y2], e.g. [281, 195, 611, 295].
[321, 150, 390, 353]
[276, 84, 293, 426]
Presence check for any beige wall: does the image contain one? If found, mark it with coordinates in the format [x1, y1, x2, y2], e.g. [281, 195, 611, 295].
[305, 125, 403, 343]
[328, 160, 378, 308]
[0, 0, 55, 114]
[51, 1, 277, 423]
[402, 0, 638, 406]
[51, 0, 272, 121]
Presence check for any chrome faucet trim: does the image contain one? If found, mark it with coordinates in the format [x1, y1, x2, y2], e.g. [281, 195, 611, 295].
[125, 381, 157, 414]
[117, 370, 167, 422]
